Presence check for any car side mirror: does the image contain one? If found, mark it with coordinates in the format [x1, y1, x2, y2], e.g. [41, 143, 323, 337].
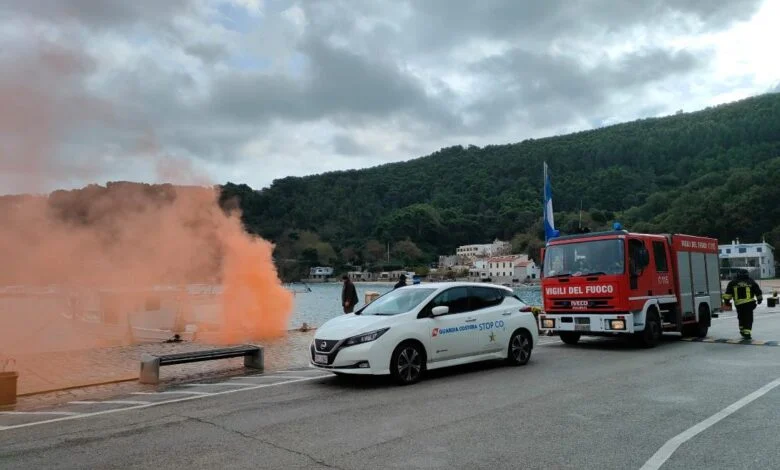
[431, 306, 449, 316]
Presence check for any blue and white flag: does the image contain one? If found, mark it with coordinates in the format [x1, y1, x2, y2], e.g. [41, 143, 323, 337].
[543, 162, 560, 241]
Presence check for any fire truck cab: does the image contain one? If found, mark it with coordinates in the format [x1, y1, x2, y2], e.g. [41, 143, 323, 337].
[538, 229, 722, 348]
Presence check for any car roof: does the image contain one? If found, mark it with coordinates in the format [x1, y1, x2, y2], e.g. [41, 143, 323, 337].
[406, 281, 514, 292]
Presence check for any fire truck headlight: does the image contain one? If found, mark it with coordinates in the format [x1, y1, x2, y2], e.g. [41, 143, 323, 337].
[609, 320, 626, 330]
[542, 318, 555, 329]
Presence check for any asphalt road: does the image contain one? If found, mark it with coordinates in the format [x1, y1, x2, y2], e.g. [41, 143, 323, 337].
[1, 308, 779, 470]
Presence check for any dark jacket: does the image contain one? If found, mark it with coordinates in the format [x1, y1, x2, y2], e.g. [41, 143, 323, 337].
[723, 274, 763, 306]
[342, 280, 358, 306]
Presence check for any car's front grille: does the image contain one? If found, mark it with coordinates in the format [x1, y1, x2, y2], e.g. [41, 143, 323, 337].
[314, 339, 339, 353]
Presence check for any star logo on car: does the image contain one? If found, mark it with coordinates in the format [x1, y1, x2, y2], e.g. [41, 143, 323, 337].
[488, 332, 496, 342]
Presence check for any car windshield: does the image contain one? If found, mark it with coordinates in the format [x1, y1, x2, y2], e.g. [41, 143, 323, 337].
[358, 288, 437, 316]
[543, 238, 625, 277]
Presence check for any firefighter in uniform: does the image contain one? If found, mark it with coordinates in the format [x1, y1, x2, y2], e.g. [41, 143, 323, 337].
[722, 271, 763, 339]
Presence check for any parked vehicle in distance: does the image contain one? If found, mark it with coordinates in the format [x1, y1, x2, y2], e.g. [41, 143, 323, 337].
[309, 282, 539, 385]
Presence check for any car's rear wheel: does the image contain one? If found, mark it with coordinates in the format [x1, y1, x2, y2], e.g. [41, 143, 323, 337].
[506, 329, 532, 366]
[390, 341, 425, 385]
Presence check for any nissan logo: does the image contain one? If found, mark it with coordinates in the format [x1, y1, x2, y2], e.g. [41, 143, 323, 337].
[320, 341, 327, 349]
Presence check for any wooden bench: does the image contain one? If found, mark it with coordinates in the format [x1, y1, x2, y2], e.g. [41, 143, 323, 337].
[139, 345, 263, 384]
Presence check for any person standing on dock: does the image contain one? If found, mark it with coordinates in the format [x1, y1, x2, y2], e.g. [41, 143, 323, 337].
[341, 275, 359, 314]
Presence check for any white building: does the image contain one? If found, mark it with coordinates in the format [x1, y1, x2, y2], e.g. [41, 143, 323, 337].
[378, 271, 416, 282]
[347, 271, 373, 282]
[469, 259, 489, 280]
[456, 239, 511, 261]
[718, 240, 775, 279]
[487, 255, 539, 283]
[309, 266, 334, 279]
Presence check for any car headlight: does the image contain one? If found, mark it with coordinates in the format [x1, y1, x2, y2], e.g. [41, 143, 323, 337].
[344, 327, 390, 347]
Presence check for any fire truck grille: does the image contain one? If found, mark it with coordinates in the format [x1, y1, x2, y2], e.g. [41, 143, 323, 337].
[551, 298, 615, 309]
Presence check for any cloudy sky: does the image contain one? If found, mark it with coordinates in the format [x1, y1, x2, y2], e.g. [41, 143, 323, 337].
[1, 0, 778, 195]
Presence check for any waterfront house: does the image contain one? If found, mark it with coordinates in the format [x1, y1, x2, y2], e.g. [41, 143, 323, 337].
[455, 239, 511, 263]
[309, 266, 334, 280]
[488, 254, 540, 283]
[718, 239, 776, 279]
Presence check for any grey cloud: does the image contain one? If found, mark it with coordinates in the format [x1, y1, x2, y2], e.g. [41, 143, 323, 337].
[206, 37, 460, 130]
[465, 46, 705, 131]
[331, 135, 367, 156]
[605, 48, 704, 88]
[0, 41, 117, 193]
[185, 42, 231, 64]
[302, 39, 449, 122]
[407, 0, 764, 51]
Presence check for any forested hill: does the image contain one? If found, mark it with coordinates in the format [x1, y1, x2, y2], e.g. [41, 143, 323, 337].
[220, 92, 780, 277]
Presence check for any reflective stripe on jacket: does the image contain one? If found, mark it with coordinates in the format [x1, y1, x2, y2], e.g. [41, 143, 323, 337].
[723, 278, 763, 306]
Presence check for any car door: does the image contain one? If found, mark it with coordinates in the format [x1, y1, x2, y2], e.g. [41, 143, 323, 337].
[470, 286, 511, 353]
[423, 286, 479, 362]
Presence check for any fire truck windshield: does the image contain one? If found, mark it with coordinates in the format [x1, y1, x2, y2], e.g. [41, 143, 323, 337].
[543, 238, 625, 277]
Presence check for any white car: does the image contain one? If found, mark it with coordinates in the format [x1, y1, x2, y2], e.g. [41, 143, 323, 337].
[309, 282, 539, 385]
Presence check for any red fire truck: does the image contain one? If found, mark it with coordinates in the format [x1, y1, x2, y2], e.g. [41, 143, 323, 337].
[537, 228, 722, 347]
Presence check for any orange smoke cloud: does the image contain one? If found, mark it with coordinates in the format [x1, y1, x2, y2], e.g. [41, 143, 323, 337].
[0, 183, 294, 355]
[0, 37, 294, 357]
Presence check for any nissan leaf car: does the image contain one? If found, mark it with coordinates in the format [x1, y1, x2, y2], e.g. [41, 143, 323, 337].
[309, 282, 539, 385]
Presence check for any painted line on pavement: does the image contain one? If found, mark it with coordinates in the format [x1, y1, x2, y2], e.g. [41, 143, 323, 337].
[230, 375, 312, 380]
[681, 337, 779, 346]
[182, 382, 256, 387]
[69, 400, 152, 405]
[0, 375, 327, 432]
[640, 376, 780, 470]
[0, 411, 82, 416]
[131, 391, 213, 396]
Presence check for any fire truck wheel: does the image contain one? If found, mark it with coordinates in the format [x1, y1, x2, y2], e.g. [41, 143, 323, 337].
[682, 307, 710, 338]
[559, 332, 581, 345]
[637, 309, 661, 348]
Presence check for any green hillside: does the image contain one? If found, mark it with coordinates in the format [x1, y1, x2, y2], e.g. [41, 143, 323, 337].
[221, 92, 780, 279]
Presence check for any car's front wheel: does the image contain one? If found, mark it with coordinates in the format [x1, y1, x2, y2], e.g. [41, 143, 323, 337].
[506, 329, 532, 366]
[390, 341, 425, 385]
